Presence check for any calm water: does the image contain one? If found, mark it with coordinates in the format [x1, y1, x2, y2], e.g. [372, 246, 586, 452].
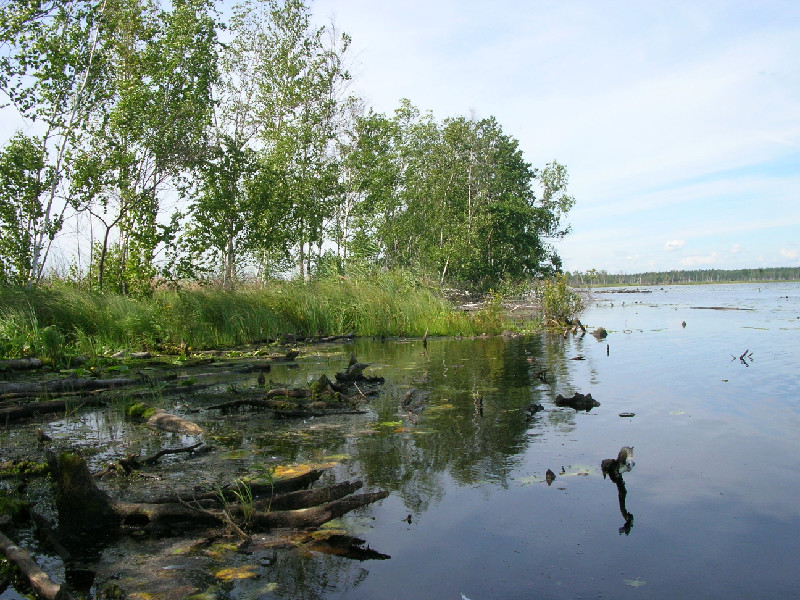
[296, 283, 800, 600]
[4, 283, 800, 599]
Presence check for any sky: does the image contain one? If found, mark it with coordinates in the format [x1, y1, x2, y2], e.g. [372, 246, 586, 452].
[309, 0, 800, 273]
[2, 0, 798, 274]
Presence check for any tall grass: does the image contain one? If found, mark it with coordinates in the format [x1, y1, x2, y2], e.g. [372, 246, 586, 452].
[0, 273, 514, 360]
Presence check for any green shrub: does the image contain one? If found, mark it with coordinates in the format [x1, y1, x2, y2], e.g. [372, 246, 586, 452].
[539, 274, 584, 326]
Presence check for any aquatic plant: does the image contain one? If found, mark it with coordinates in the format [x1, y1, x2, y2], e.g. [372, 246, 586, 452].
[0, 272, 530, 357]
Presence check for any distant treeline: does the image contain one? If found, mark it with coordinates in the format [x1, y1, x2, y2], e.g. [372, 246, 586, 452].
[568, 267, 800, 286]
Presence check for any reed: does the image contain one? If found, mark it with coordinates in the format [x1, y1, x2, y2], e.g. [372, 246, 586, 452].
[0, 273, 517, 360]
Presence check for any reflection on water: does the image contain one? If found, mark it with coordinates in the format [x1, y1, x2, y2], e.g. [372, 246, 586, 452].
[1, 283, 799, 599]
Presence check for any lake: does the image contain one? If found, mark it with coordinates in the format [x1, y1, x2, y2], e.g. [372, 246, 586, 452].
[290, 282, 800, 600]
[3, 282, 800, 599]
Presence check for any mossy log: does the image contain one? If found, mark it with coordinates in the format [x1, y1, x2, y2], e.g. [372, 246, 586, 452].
[0, 358, 44, 371]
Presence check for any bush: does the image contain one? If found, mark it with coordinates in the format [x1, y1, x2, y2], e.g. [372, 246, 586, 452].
[538, 274, 584, 326]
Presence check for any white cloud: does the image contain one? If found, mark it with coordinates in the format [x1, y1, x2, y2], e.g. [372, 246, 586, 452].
[681, 252, 720, 267]
[665, 240, 685, 251]
[731, 243, 741, 254]
[780, 248, 799, 260]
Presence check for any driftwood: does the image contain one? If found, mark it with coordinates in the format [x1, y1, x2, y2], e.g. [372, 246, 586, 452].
[0, 397, 107, 424]
[601, 446, 635, 534]
[0, 358, 44, 371]
[0, 377, 138, 396]
[0, 529, 74, 600]
[117, 442, 206, 473]
[50, 453, 388, 539]
[554, 392, 600, 411]
[146, 408, 204, 435]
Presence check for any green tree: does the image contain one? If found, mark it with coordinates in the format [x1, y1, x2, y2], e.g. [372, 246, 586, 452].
[187, 0, 350, 284]
[0, 134, 56, 285]
[70, 0, 218, 293]
[0, 0, 109, 284]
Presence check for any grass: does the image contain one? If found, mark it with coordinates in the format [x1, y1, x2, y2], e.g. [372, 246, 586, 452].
[0, 271, 520, 360]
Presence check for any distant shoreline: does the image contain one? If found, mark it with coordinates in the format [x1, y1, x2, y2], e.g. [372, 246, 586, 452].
[568, 266, 799, 287]
[577, 279, 799, 289]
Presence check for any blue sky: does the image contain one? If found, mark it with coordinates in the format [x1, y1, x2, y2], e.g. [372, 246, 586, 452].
[2, 1, 798, 274]
[312, 0, 800, 273]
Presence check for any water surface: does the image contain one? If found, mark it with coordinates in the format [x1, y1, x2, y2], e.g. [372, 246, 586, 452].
[3, 283, 800, 599]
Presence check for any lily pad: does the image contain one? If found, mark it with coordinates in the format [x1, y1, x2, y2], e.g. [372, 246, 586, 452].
[219, 449, 253, 460]
[428, 403, 455, 411]
[215, 565, 259, 580]
[273, 461, 338, 479]
[517, 474, 544, 486]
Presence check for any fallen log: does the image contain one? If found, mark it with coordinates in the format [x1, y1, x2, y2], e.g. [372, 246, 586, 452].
[118, 442, 206, 473]
[124, 402, 204, 435]
[0, 377, 138, 396]
[0, 397, 107, 424]
[249, 491, 390, 530]
[256, 479, 362, 512]
[0, 358, 44, 371]
[0, 530, 74, 600]
[50, 453, 387, 538]
[147, 408, 204, 435]
[266, 388, 311, 399]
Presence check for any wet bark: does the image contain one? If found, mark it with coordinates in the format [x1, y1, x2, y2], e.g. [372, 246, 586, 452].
[0, 398, 107, 424]
[50, 453, 387, 538]
[0, 377, 138, 396]
[0, 530, 74, 600]
[0, 358, 44, 371]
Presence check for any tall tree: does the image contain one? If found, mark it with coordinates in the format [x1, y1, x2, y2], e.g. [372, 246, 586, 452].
[187, 0, 350, 283]
[0, 133, 56, 284]
[70, 0, 218, 293]
[0, 0, 109, 284]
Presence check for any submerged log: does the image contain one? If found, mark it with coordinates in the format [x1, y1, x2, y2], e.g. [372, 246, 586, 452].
[401, 388, 430, 415]
[50, 453, 387, 538]
[0, 377, 138, 396]
[147, 408, 204, 435]
[0, 397, 107, 424]
[0, 530, 74, 600]
[125, 402, 204, 435]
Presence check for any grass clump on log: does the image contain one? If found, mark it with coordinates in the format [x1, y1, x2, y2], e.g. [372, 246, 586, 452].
[0, 272, 514, 359]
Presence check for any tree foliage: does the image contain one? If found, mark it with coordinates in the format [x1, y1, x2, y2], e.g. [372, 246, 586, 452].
[1, 0, 575, 293]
